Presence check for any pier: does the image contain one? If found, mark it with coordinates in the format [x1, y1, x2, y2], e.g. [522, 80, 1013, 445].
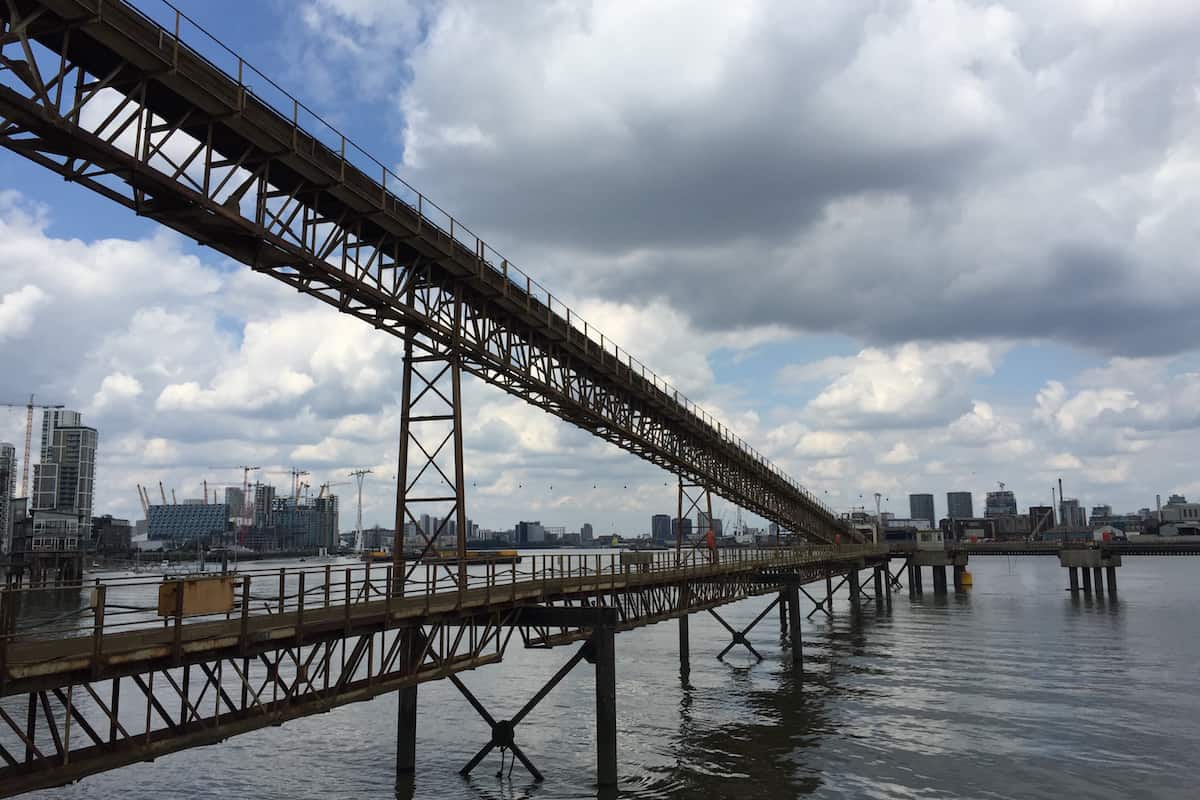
[0, 545, 887, 796]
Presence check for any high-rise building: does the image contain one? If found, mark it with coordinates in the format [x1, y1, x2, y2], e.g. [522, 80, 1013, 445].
[651, 514, 671, 543]
[1059, 498, 1086, 528]
[673, 517, 693, 541]
[985, 489, 1017, 518]
[1029, 505, 1055, 534]
[0, 442, 15, 553]
[252, 484, 276, 530]
[32, 409, 97, 540]
[515, 521, 545, 544]
[698, 511, 711, 532]
[711, 518, 723, 537]
[224, 486, 245, 518]
[909, 493, 935, 527]
[581, 522, 594, 543]
[947, 492, 973, 519]
[271, 496, 340, 549]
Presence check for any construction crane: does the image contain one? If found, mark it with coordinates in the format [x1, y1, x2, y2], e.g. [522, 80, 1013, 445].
[207, 466, 260, 545]
[290, 468, 310, 501]
[0, 395, 65, 499]
[317, 480, 349, 499]
[135, 484, 150, 517]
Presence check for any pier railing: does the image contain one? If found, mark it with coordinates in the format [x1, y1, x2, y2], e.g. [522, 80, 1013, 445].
[0, 545, 884, 650]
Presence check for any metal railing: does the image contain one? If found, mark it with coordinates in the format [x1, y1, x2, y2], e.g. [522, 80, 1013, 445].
[0, 545, 884, 659]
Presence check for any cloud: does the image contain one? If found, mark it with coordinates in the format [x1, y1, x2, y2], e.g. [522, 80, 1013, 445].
[91, 372, 143, 413]
[290, 0, 1200, 357]
[803, 342, 999, 428]
[879, 442, 918, 465]
[0, 285, 46, 341]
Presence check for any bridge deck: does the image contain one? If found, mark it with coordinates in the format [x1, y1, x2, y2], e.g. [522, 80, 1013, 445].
[1, 547, 885, 693]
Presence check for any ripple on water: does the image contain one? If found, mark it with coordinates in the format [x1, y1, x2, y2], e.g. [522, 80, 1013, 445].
[20, 556, 1200, 800]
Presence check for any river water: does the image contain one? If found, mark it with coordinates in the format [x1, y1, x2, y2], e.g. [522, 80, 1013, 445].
[26, 554, 1200, 799]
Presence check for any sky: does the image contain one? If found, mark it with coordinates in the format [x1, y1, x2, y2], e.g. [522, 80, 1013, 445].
[2, 0, 1199, 536]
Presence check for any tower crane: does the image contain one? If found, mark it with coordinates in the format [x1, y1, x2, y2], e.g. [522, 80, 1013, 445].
[0, 395, 65, 499]
[207, 466, 260, 545]
[317, 480, 349, 499]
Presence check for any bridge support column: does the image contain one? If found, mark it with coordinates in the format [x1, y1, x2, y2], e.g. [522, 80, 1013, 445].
[1059, 550, 1120, 598]
[953, 564, 965, 592]
[594, 625, 618, 787]
[396, 630, 421, 775]
[826, 571, 834, 611]
[1068, 567, 1079, 592]
[676, 478, 716, 566]
[932, 566, 947, 595]
[778, 590, 788, 635]
[679, 583, 691, 679]
[873, 567, 884, 606]
[787, 585, 802, 667]
[848, 569, 861, 611]
[394, 317, 471, 599]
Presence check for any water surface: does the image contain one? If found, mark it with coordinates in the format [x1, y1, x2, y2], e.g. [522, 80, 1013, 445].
[30, 555, 1200, 799]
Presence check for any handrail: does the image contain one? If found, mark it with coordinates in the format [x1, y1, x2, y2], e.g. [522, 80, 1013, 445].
[0, 545, 886, 649]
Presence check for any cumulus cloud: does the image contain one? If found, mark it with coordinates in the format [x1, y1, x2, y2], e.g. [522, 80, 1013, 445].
[91, 372, 143, 413]
[278, 0, 1200, 356]
[802, 342, 998, 428]
[0, 285, 46, 341]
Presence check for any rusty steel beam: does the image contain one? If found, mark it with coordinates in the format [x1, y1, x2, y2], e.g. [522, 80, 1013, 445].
[0, 0, 844, 542]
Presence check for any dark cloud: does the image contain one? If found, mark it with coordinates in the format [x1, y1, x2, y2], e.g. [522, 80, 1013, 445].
[324, 0, 1200, 358]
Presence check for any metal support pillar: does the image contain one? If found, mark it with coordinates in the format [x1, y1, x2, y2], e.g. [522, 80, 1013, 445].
[1068, 567, 1079, 592]
[826, 571, 834, 609]
[848, 569, 861, 610]
[787, 585, 802, 667]
[1105, 566, 1117, 594]
[394, 288, 470, 599]
[873, 567, 884, 604]
[953, 564, 965, 592]
[396, 629, 420, 775]
[679, 583, 690, 679]
[932, 565, 947, 595]
[779, 590, 788, 635]
[1081, 567, 1092, 592]
[1093, 567, 1104, 594]
[594, 626, 618, 787]
[676, 478, 715, 566]
[910, 564, 923, 595]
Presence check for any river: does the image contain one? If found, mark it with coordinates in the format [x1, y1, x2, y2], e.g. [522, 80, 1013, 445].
[24, 554, 1200, 799]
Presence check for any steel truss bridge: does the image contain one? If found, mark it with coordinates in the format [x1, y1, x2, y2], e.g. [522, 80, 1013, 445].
[0, 547, 890, 796]
[0, 0, 844, 552]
